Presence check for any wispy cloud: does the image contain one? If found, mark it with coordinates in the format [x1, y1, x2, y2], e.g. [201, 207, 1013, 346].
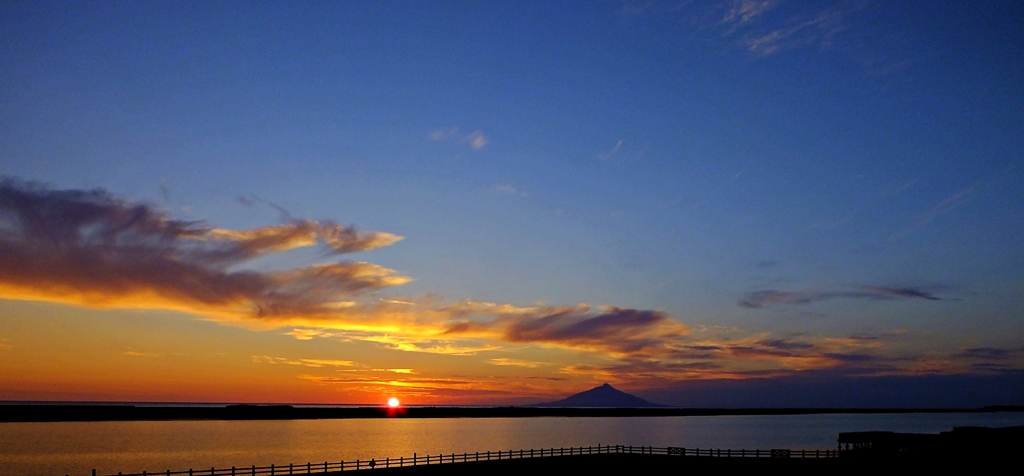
[2, 179, 1010, 388]
[879, 178, 919, 197]
[444, 306, 690, 356]
[627, 1, 865, 57]
[556, 330, 1024, 385]
[124, 350, 160, 357]
[431, 127, 489, 150]
[892, 187, 974, 239]
[722, 0, 778, 28]
[738, 5, 852, 56]
[955, 347, 1024, 361]
[739, 285, 946, 309]
[299, 359, 357, 368]
[283, 328, 333, 340]
[430, 126, 461, 141]
[461, 130, 489, 150]
[493, 184, 528, 197]
[488, 358, 548, 368]
[860, 286, 941, 301]
[253, 356, 305, 365]
[0, 178, 408, 323]
[252, 356, 356, 368]
[597, 140, 624, 160]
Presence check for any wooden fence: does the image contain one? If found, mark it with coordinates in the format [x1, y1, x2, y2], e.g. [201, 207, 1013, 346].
[97, 444, 839, 476]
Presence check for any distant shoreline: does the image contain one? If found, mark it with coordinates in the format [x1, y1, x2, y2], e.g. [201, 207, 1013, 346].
[2, 404, 1022, 423]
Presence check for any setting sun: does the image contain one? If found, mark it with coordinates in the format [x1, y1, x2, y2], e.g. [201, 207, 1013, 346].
[388, 398, 399, 408]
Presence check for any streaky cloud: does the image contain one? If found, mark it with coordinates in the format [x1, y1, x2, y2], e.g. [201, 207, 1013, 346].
[597, 139, 623, 160]
[956, 347, 1022, 361]
[0, 178, 408, 320]
[860, 285, 941, 301]
[444, 305, 690, 355]
[4, 179, 1009, 386]
[892, 186, 975, 239]
[739, 285, 946, 308]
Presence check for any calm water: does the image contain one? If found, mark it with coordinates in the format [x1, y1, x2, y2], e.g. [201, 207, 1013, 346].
[3, 413, 1024, 476]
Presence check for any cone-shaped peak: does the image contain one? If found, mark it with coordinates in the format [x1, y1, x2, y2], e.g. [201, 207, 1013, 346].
[533, 383, 668, 408]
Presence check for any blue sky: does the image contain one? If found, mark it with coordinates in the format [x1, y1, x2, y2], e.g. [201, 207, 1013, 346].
[1, 1, 1022, 405]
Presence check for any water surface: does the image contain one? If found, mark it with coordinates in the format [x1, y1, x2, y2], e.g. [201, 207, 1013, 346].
[3, 412, 1023, 476]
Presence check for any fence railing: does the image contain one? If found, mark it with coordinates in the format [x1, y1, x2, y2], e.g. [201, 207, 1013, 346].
[98, 444, 839, 476]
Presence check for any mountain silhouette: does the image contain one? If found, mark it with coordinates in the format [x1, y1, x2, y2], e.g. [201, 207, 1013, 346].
[534, 383, 668, 408]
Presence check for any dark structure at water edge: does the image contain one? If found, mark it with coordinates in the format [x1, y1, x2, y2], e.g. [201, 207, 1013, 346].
[839, 425, 1024, 457]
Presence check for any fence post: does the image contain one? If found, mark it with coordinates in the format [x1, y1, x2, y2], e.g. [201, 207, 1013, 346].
[252, 465, 255, 476]
[270, 464, 274, 476]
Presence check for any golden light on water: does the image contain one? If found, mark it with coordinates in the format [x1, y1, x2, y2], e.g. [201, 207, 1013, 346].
[388, 398, 399, 407]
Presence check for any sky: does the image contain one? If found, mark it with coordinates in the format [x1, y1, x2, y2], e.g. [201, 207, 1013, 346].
[1, 0, 1023, 407]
